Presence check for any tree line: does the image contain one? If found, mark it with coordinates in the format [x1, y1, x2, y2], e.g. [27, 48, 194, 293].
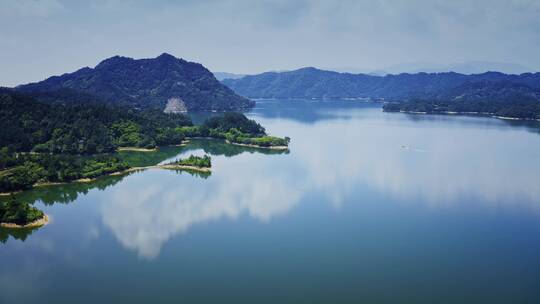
[168, 155, 212, 168]
[0, 151, 130, 192]
[178, 112, 290, 147]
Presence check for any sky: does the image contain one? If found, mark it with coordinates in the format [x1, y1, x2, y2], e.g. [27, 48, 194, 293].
[1, 0, 540, 86]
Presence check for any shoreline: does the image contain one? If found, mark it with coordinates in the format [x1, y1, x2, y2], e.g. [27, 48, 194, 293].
[225, 140, 289, 150]
[117, 147, 158, 152]
[1, 168, 141, 195]
[0, 191, 21, 197]
[158, 164, 211, 172]
[186, 136, 218, 140]
[387, 110, 540, 122]
[118, 141, 190, 152]
[174, 140, 190, 146]
[0, 214, 50, 229]
[32, 173, 127, 189]
[186, 137, 290, 150]
[0, 164, 210, 195]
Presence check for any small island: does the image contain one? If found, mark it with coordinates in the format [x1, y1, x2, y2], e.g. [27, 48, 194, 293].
[160, 155, 212, 172]
[1, 196, 48, 228]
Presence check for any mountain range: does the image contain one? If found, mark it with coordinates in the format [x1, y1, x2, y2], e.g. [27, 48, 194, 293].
[17, 53, 253, 112]
[221, 67, 540, 101]
[10, 55, 540, 119]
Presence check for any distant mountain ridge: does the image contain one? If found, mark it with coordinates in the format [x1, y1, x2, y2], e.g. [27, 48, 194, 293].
[372, 61, 534, 75]
[327, 61, 534, 75]
[18, 53, 253, 111]
[221, 67, 540, 100]
[213, 72, 246, 81]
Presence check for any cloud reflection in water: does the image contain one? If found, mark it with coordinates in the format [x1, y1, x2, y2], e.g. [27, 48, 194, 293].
[101, 106, 540, 258]
[102, 156, 302, 258]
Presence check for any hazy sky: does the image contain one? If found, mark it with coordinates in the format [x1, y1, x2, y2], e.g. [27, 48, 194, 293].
[1, 0, 540, 86]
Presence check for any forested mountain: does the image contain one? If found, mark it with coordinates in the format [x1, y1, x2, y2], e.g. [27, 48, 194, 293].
[0, 88, 192, 154]
[222, 67, 540, 100]
[18, 53, 253, 111]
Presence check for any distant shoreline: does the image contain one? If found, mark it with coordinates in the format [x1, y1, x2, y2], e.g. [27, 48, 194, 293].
[389, 110, 540, 122]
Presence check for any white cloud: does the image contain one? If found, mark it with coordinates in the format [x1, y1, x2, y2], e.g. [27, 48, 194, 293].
[0, 0, 65, 17]
[101, 158, 302, 259]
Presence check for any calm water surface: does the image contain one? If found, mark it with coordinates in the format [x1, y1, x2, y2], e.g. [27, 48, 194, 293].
[2, 100, 540, 303]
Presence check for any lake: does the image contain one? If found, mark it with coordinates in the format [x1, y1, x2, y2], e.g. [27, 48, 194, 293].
[2, 99, 540, 303]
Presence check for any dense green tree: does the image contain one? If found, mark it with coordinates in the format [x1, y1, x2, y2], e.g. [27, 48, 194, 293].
[203, 112, 266, 136]
[168, 155, 212, 168]
[0, 89, 193, 154]
[0, 153, 130, 192]
[0, 195, 44, 226]
[176, 113, 290, 148]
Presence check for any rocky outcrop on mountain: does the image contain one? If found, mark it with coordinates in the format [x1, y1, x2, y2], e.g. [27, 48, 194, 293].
[164, 97, 187, 113]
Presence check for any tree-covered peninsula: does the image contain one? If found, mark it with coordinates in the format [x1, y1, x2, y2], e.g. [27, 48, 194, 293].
[0, 90, 289, 194]
[180, 112, 290, 149]
[1, 89, 288, 154]
[0, 88, 189, 193]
